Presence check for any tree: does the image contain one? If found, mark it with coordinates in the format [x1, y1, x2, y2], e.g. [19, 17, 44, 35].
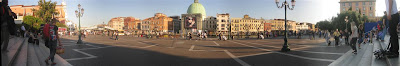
[33, 0, 58, 23]
[317, 10, 374, 32]
[23, 16, 44, 30]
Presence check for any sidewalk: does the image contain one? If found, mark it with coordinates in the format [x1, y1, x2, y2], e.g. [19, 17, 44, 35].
[2, 37, 72, 66]
[1, 37, 25, 66]
[378, 35, 400, 66]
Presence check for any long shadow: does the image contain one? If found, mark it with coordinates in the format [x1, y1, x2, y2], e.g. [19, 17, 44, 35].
[58, 38, 243, 66]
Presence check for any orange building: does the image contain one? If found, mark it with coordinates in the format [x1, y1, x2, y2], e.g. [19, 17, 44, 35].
[141, 13, 173, 33]
[124, 17, 141, 33]
[339, 0, 375, 17]
[264, 23, 272, 32]
[10, 5, 66, 24]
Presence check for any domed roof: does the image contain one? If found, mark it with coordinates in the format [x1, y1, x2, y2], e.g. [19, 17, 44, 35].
[187, 0, 206, 16]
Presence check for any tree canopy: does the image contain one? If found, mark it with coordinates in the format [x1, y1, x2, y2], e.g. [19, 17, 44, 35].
[23, 16, 44, 30]
[316, 10, 375, 32]
[32, 0, 58, 23]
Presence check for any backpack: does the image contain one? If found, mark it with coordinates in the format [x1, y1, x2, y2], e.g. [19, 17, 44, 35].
[43, 24, 50, 39]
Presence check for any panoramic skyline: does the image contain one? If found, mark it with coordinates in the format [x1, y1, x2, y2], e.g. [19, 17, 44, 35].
[9, 0, 394, 27]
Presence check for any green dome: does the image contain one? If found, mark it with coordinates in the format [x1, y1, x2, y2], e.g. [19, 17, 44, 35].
[187, 2, 206, 17]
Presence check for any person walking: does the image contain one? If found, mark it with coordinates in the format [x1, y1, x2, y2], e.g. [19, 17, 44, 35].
[349, 22, 359, 54]
[386, 0, 399, 58]
[115, 32, 119, 40]
[333, 29, 341, 46]
[20, 25, 26, 38]
[44, 20, 63, 65]
[1, 1, 18, 52]
[325, 30, 331, 46]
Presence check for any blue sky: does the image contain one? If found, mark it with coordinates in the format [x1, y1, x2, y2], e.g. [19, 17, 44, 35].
[9, 0, 391, 27]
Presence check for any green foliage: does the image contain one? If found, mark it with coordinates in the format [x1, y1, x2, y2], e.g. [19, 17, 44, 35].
[316, 20, 333, 31]
[316, 10, 374, 32]
[56, 22, 67, 27]
[23, 16, 44, 30]
[33, 0, 58, 23]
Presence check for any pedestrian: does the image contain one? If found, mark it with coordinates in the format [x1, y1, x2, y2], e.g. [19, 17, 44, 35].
[349, 22, 358, 54]
[333, 29, 341, 46]
[202, 32, 207, 40]
[385, 0, 399, 58]
[218, 33, 222, 40]
[44, 20, 63, 65]
[189, 33, 192, 40]
[1, 1, 18, 52]
[115, 32, 119, 40]
[312, 31, 315, 40]
[20, 25, 26, 38]
[325, 30, 331, 46]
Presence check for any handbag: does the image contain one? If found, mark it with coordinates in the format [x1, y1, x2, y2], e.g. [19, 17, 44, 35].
[56, 46, 65, 54]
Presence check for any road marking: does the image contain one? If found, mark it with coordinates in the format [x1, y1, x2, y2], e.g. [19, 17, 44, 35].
[224, 50, 251, 66]
[228, 41, 272, 51]
[65, 49, 98, 61]
[328, 50, 353, 66]
[236, 52, 274, 58]
[229, 40, 335, 62]
[189, 45, 195, 51]
[212, 41, 221, 46]
[274, 52, 335, 62]
[293, 50, 345, 55]
[233, 40, 280, 48]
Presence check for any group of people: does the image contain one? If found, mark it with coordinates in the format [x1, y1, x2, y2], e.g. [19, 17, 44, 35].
[321, 0, 399, 57]
[187, 32, 208, 40]
[1, 0, 63, 65]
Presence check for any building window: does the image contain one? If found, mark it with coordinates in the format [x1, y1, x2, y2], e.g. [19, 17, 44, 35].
[355, 2, 358, 6]
[370, 2, 373, 5]
[343, 8, 346, 11]
[356, 8, 359, 11]
[363, 7, 365, 11]
[369, 13, 373, 17]
[363, 2, 365, 5]
[370, 7, 372, 10]
[342, 3, 345, 6]
[349, 3, 352, 6]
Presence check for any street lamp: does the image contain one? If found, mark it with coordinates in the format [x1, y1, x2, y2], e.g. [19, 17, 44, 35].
[75, 4, 84, 44]
[275, 0, 296, 52]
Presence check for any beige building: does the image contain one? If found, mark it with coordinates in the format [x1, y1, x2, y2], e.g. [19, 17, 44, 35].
[271, 19, 297, 32]
[216, 13, 230, 35]
[339, 0, 376, 17]
[230, 15, 264, 34]
[108, 17, 126, 30]
[202, 16, 217, 33]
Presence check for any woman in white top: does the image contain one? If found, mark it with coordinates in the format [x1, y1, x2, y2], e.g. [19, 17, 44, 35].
[349, 22, 358, 54]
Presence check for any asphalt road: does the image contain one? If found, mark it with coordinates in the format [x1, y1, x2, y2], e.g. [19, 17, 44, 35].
[58, 35, 350, 66]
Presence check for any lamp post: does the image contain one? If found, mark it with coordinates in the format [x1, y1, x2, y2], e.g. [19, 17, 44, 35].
[275, 0, 295, 52]
[75, 4, 84, 44]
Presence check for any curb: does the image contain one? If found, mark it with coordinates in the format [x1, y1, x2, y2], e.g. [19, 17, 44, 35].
[377, 40, 392, 66]
[8, 38, 27, 66]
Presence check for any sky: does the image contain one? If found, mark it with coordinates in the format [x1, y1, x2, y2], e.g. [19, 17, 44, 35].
[8, 0, 398, 27]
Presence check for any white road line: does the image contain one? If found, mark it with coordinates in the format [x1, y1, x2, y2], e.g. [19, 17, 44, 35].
[65, 49, 98, 61]
[189, 45, 195, 51]
[236, 52, 274, 58]
[212, 41, 221, 46]
[233, 40, 280, 48]
[78, 46, 115, 50]
[228, 41, 272, 51]
[229, 40, 335, 62]
[293, 50, 345, 55]
[224, 50, 251, 66]
[274, 52, 335, 62]
[85, 44, 102, 48]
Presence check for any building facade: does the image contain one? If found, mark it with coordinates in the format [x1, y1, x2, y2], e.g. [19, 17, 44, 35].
[108, 17, 126, 30]
[271, 19, 297, 32]
[141, 13, 173, 33]
[230, 15, 264, 34]
[296, 22, 309, 31]
[169, 16, 181, 34]
[181, 13, 203, 33]
[10, 5, 66, 24]
[264, 20, 272, 32]
[202, 16, 217, 34]
[124, 17, 141, 33]
[339, 0, 376, 17]
[216, 13, 230, 35]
